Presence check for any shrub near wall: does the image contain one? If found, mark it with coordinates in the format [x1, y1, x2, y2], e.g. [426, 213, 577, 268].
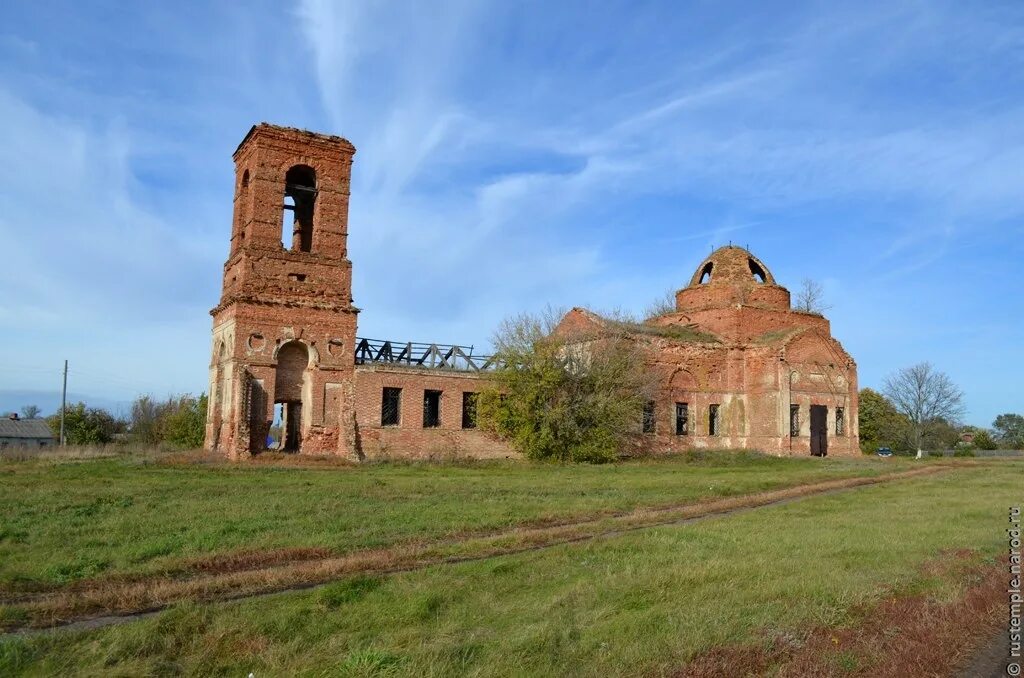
[477, 311, 656, 463]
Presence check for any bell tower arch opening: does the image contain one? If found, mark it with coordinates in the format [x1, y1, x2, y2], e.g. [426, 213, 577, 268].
[282, 164, 317, 252]
[275, 341, 310, 452]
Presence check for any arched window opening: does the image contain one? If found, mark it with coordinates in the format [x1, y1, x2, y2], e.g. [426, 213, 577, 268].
[749, 258, 767, 284]
[282, 165, 316, 252]
[699, 262, 713, 284]
[241, 169, 250, 189]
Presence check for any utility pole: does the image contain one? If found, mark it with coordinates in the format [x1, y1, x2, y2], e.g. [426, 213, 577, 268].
[59, 359, 67, 446]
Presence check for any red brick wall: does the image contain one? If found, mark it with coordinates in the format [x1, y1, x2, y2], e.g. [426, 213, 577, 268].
[352, 365, 515, 460]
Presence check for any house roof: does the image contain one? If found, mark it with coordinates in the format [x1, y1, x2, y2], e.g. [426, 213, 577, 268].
[0, 417, 54, 439]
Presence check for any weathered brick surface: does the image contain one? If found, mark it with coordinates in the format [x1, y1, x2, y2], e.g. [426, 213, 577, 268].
[560, 246, 860, 457]
[353, 366, 513, 460]
[206, 126, 858, 460]
[206, 124, 360, 459]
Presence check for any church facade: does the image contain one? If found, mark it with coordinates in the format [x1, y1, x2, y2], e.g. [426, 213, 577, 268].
[205, 124, 859, 460]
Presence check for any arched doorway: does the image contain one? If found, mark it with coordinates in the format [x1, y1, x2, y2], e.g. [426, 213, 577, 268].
[275, 341, 309, 452]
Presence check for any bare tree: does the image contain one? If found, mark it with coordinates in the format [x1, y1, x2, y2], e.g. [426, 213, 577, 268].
[883, 362, 965, 459]
[20, 405, 41, 419]
[794, 278, 832, 314]
[643, 289, 677, 320]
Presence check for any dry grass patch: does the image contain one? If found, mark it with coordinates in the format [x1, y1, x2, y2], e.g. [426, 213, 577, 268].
[677, 550, 1006, 677]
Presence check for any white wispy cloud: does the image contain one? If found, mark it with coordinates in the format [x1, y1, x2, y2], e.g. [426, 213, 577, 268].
[3, 0, 1021, 423]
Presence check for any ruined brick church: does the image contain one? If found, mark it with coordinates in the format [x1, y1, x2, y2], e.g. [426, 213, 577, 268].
[206, 124, 859, 460]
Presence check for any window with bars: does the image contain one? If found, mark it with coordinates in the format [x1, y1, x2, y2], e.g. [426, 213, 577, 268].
[642, 401, 657, 433]
[790, 404, 800, 437]
[423, 390, 442, 428]
[675, 402, 689, 435]
[462, 392, 478, 429]
[381, 387, 401, 427]
[836, 407, 845, 436]
[709, 404, 720, 436]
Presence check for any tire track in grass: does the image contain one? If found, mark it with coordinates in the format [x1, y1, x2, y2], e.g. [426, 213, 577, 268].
[1, 465, 954, 637]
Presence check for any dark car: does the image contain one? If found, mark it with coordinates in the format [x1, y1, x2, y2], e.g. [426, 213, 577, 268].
[877, 447, 893, 457]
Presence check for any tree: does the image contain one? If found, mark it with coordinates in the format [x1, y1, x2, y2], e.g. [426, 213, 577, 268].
[993, 413, 1024, 449]
[794, 278, 832, 314]
[129, 393, 208, 448]
[971, 429, 998, 451]
[922, 417, 960, 451]
[130, 395, 171, 445]
[20, 405, 41, 419]
[163, 394, 208, 449]
[477, 308, 657, 463]
[643, 289, 677, 320]
[883, 363, 965, 459]
[857, 388, 910, 453]
[46, 402, 124, 445]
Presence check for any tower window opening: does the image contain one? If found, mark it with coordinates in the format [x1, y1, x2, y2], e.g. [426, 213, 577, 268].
[281, 195, 295, 248]
[282, 165, 317, 252]
[699, 262, 713, 284]
[749, 258, 767, 283]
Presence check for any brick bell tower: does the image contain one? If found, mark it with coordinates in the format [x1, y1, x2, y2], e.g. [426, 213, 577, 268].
[206, 124, 358, 459]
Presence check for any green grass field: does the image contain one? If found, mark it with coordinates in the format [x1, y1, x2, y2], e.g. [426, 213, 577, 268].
[0, 452, 1019, 676]
[0, 451, 904, 591]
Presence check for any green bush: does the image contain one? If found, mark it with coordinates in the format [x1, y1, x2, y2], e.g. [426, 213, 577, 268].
[953, 446, 976, 457]
[971, 430, 997, 451]
[46, 402, 123, 445]
[128, 393, 207, 449]
[477, 310, 656, 463]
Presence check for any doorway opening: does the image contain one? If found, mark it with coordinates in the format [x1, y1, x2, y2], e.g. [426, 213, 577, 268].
[274, 340, 309, 453]
[279, 401, 302, 451]
[810, 404, 828, 456]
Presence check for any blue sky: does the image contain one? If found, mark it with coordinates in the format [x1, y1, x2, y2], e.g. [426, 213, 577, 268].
[1, 1, 1021, 426]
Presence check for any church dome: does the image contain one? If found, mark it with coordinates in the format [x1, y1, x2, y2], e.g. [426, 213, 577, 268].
[675, 246, 790, 311]
[687, 246, 776, 287]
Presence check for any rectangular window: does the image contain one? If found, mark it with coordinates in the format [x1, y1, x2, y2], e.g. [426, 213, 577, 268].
[381, 387, 401, 427]
[675, 402, 689, 435]
[790, 404, 800, 437]
[423, 389, 442, 428]
[642, 401, 657, 433]
[709, 404, 720, 436]
[462, 392, 478, 429]
[836, 407, 845, 436]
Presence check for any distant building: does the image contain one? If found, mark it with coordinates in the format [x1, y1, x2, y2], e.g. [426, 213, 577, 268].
[0, 413, 56, 448]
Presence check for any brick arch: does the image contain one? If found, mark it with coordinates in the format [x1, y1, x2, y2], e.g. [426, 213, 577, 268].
[669, 368, 698, 392]
[272, 339, 320, 366]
